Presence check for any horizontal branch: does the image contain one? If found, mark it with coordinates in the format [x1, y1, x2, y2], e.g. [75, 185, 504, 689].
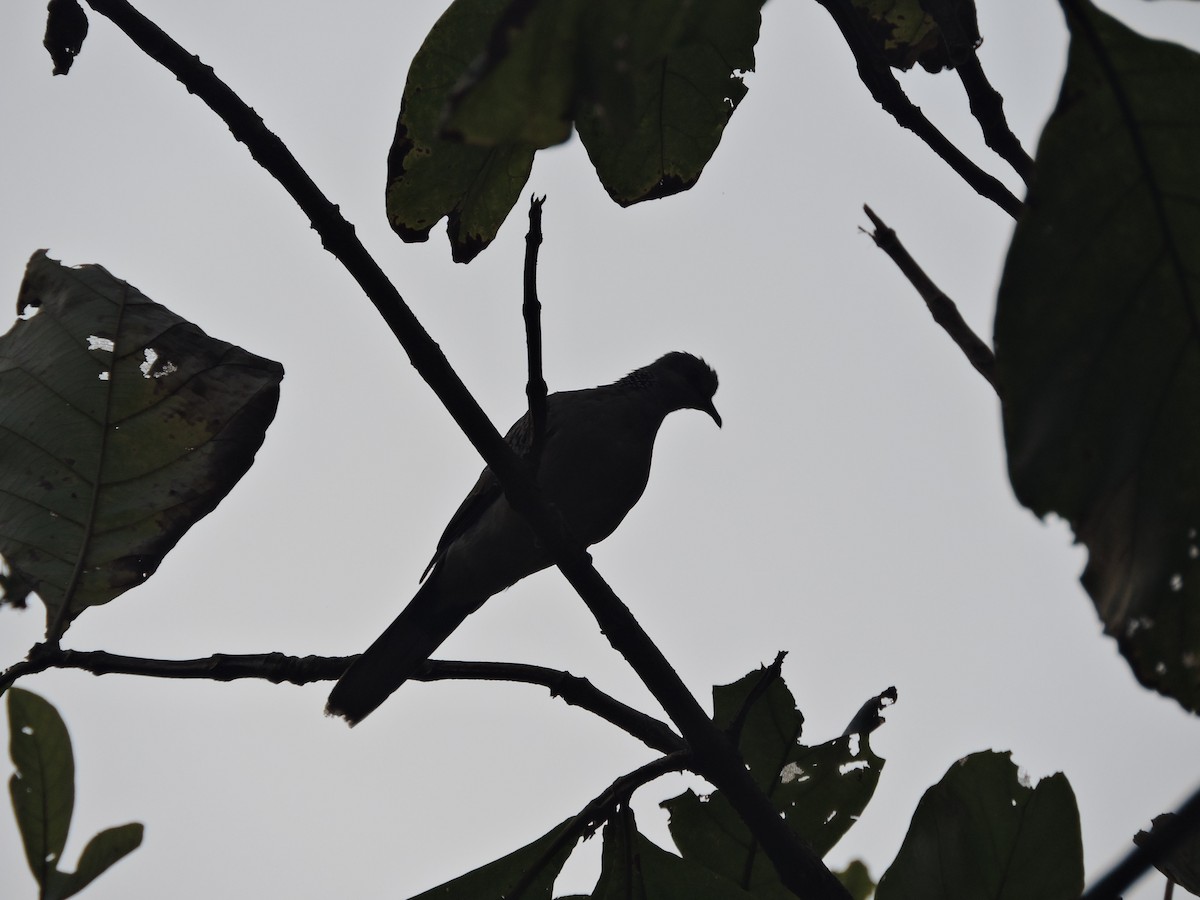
[863, 205, 999, 394]
[1, 645, 684, 756]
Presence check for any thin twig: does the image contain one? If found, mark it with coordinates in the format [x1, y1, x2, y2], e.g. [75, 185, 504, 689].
[862, 205, 1000, 394]
[811, 0, 1022, 219]
[79, 3, 850, 896]
[523, 195, 548, 460]
[509, 753, 692, 900]
[916, 0, 1034, 184]
[955, 55, 1034, 184]
[1082, 784, 1200, 900]
[0, 646, 684, 755]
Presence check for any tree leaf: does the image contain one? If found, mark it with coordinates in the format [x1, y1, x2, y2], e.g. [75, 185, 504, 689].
[711, 665, 806, 793]
[594, 806, 758, 900]
[994, 0, 1200, 712]
[0, 251, 284, 636]
[444, 0, 586, 148]
[574, 0, 766, 206]
[847, 0, 979, 73]
[405, 817, 576, 900]
[834, 859, 876, 900]
[875, 751, 1083, 900]
[1134, 813, 1200, 895]
[662, 674, 885, 899]
[55, 823, 144, 900]
[386, 0, 766, 260]
[385, 0, 539, 264]
[7, 687, 75, 890]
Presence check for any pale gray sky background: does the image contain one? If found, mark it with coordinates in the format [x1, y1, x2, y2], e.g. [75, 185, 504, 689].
[2, 1, 1199, 898]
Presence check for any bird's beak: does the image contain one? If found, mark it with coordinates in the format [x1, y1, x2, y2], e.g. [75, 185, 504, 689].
[704, 402, 722, 428]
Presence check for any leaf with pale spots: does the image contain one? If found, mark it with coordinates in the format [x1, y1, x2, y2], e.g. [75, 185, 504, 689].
[0, 251, 283, 637]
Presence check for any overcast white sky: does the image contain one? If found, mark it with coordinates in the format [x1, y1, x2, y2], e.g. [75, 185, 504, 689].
[2, 1, 1199, 898]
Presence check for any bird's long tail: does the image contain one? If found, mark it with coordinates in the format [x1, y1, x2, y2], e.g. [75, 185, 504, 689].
[326, 574, 481, 725]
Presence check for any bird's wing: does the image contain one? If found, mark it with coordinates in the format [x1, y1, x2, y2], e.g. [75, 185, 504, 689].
[419, 408, 543, 581]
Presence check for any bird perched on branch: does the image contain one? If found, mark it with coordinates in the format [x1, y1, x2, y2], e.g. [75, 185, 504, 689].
[327, 352, 721, 725]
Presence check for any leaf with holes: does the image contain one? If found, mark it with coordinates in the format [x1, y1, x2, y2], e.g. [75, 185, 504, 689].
[661, 673, 885, 899]
[0, 251, 283, 637]
[995, 0, 1200, 713]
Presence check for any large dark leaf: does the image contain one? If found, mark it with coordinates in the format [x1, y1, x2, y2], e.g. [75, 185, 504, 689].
[572, 0, 765, 206]
[0, 251, 283, 636]
[875, 751, 1082, 900]
[995, 1, 1200, 712]
[385, 0, 541, 264]
[386, 0, 765, 260]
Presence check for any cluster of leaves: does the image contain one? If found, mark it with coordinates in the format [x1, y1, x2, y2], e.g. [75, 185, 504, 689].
[406, 673, 1084, 900]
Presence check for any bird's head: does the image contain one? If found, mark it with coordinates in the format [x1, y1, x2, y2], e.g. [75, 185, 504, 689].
[642, 351, 721, 427]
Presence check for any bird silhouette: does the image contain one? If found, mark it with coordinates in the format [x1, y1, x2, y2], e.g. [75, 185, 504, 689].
[327, 352, 721, 725]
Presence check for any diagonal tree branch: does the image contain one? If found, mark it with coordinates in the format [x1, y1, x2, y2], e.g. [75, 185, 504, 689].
[917, 0, 1034, 184]
[77, 3, 848, 896]
[955, 54, 1034, 184]
[863, 205, 999, 394]
[1, 646, 685, 756]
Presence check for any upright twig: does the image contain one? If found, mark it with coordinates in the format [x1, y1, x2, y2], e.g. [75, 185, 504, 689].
[523, 195, 548, 460]
[79, 3, 849, 896]
[862, 205, 1000, 394]
[812, 0, 1023, 219]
